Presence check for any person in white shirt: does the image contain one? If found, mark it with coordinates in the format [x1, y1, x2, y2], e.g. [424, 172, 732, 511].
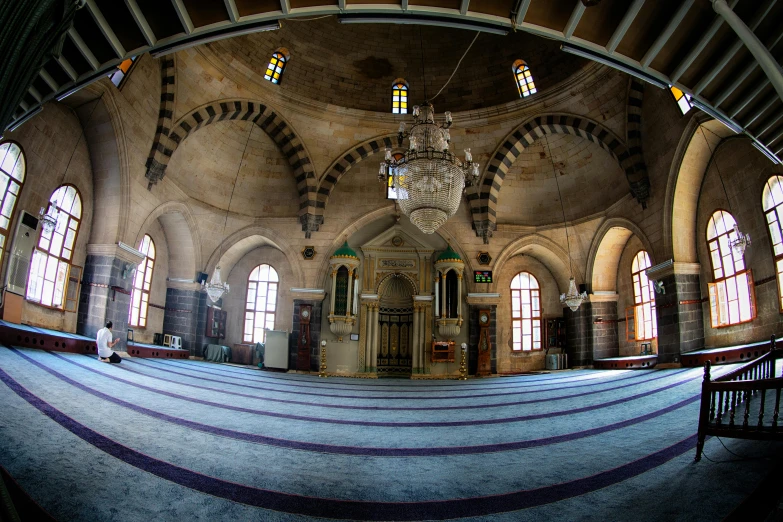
[96, 321, 121, 363]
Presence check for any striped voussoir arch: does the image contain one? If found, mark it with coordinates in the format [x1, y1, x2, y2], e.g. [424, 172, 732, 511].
[145, 99, 318, 228]
[470, 114, 650, 241]
[626, 79, 650, 206]
[315, 134, 396, 219]
[144, 57, 176, 189]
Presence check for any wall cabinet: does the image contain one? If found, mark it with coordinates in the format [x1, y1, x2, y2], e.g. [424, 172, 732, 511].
[206, 307, 226, 339]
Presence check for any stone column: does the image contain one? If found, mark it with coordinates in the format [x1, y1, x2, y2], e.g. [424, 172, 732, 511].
[411, 295, 433, 375]
[162, 281, 201, 355]
[411, 302, 420, 374]
[77, 243, 144, 352]
[465, 293, 500, 376]
[589, 293, 619, 361]
[647, 261, 704, 364]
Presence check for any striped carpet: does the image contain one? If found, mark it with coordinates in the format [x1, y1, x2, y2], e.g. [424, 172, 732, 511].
[0, 345, 781, 521]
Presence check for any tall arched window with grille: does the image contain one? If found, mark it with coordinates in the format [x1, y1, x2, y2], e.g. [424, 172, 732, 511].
[512, 60, 537, 98]
[243, 264, 279, 343]
[27, 185, 82, 309]
[629, 250, 657, 340]
[264, 49, 288, 84]
[762, 175, 783, 311]
[129, 234, 156, 327]
[510, 272, 542, 351]
[670, 86, 693, 115]
[706, 210, 755, 327]
[392, 80, 408, 114]
[0, 141, 25, 268]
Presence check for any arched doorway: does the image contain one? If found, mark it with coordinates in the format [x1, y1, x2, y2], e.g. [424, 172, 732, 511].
[377, 275, 414, 377]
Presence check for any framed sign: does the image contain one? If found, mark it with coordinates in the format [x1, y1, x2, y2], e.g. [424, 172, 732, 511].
[474, 270, 493, 284]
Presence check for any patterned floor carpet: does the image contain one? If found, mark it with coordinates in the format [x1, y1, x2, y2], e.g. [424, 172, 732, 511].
[0, 345, 781, 521]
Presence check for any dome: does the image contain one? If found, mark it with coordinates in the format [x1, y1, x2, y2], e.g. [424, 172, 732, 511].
[436, 245, 462, 263]
[332, 241, 358, 259]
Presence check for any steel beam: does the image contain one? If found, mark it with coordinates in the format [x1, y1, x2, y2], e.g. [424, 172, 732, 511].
[713, 0, 783, 109]
[85, 0, 126, 58]
[170, 0, 194, 34]
[743, 95, 778, 128]
[224, 0, 239, 23]
[68, 28, 100, 71]
[641, 0, 694, 67]
[56, 55, 78, 81]
[460, 0, 470, 16]
[124, 0, 157, 46]
[607, 0, 645, 54]
[514, 0, 532, 26]
[39, 69, 59, 92]
[713, 29, 783, 107]
[280, 0, 290, 15]
[757, 111, 783, 138]
[28, 86, 42, 103]
[564, 3, 586, 39]
[731, 79, 770, 118]
[670, 0, 739, 83]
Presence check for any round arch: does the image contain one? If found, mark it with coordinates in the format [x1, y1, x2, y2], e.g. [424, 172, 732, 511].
[585, 217, 655, 293]
[134, 201, 203, 281]
[492, 233, 578, 294]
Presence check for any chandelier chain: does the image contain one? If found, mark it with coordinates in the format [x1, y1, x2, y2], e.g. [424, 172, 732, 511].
[219, 123, 254, 262]
[698, 125, 733, 213]
[430, 32, 480, 102]
[545, 135, 574, 277]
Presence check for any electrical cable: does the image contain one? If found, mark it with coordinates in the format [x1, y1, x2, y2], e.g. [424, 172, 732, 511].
[430, 32, 480, 102]
[544, 135, 576, 278]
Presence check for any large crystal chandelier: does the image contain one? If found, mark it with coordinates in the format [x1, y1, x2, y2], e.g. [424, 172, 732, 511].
[561, 277, 588, 312]
[203, 265, 229, 303]
[38, 201, 59, 234]
[378, 103, 479, 234]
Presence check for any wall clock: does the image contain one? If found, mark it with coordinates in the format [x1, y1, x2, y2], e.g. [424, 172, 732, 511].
[297, 304, 312, 371]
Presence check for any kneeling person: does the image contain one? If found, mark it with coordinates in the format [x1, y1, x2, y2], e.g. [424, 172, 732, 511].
[97, 321, 121, 363]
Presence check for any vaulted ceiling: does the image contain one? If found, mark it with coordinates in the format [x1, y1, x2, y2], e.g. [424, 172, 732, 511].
[11, 0, 783, 162]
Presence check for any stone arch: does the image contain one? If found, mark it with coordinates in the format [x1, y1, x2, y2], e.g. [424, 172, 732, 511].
[625, 78, 649, 202]
[664, 115, 733, 263]
[585, 217, 654, 293]
[492, 234, 579, 294]
[145, 99, 318, 227]
[203, 224, 304, 290]
[134, 201, 202, 281]
[316, 133, 396, 217]
[470, 114, 648, 242]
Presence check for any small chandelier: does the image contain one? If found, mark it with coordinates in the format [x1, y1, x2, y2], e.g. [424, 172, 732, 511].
[378, 103, 479, 234]
[39, 201, 59, 234]
[560, 277, 588, 312]
[203, 265, 229, 303]
[730, 223, 750, 256]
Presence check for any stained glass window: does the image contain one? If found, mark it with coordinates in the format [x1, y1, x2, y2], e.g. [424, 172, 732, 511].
[631, 251, 657, 340]
[0, 142, 25, 269]
[264, 51, 287, 84]
[670, 86, 693, 115]
[27, 185, 82, 309]
[513, 60, 537, 98]
[129, 234, 155, 327]
[387, 152, 405, 200]
[510, 272, 542, 351]
[243, 264, 279, 343]
[392, 81, 408, 114]
[763, 175, 783, 311]
[109, 56, 137, 88]
[706, 210, 754, 327]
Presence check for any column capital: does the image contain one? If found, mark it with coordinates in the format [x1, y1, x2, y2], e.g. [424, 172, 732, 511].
[291, 288, 327, 301]
[465, 292, 500, 306]
[87, 242, 145, 264]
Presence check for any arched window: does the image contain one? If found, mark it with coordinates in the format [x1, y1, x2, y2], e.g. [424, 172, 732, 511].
[264, 50, 288, 84]
[27, 185, 82, 309]
[630, 250, 657, 340]
[513, 60, 537, 98]
[510, 272, 541, 351]
[762, 175, 783, 311]
[392, 80, 408, 114]
[387, 152, 405, 199]
[0, 141, 25, 267]
[243, 264, 279, 343]
[706, 210, 755, 327]
[670, 86, 693, 115]
[129, 234, 156, 327]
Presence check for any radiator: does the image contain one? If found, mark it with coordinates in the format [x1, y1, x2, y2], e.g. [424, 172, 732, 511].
[545, 353, 568, 370]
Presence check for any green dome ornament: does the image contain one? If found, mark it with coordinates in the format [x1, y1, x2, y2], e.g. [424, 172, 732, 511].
[436, 244, 462, 263]
[332, 241, 358, 260]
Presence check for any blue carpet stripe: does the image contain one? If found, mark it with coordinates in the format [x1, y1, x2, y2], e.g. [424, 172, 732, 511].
[0, 365, 701, 520]
[68, 353, 694, 411]
[153, 357, 607, 388]
[125, 357, 681, 400]
[13, 349, 701, 427]
[5, 348, 714, 457]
